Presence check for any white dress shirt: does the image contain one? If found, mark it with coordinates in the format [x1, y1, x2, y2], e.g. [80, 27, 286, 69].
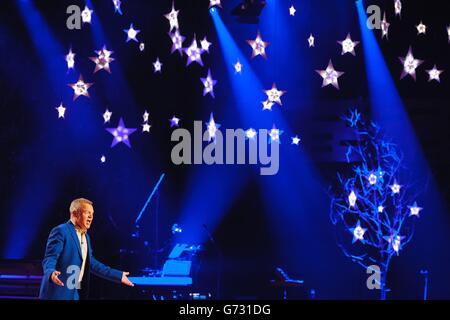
[74, 227, 88, 284]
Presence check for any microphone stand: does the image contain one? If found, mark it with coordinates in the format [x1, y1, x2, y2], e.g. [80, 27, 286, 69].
[203, 224, 222, 300]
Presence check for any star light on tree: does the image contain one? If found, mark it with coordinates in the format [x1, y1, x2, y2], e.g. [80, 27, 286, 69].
[169, 116, 180, 128]
[169, 30, 185, 55]
[143, 111, 149, 123]
[206, 113, 220, 142]
[164, 2, 179, 32]
[234, 60, 243, 74]
[368, 173, 377, 185]
[426, 65, 443, 82]
[106, 118, 137, 148]
[247, 31, 270, 59]
[153, 58, 163, 73]
[349, 220, 367, 243]
[408, 202, 423, 217]
[262, 100, 274, 111]
[209, 0, 222, 8]
[200, 37, 212, 53]
[264, 83, 286, 106]
[308, 34, 315, 47]
[416, 22, 426, 35]
[139, 43, 145, 52]
[103, 109, 112, 123]
[381, 13, 390, 40]
[56, 103, 66, 119]
[65, 49, 75, 70]
[112, 0, 123, 15]
[68, 75, 93, 100]
[291, 136, 301, 145]
[245, 128, 257, 140]
[200, 69, 217, 98]
[81, 6, 93, 24]
[338, 33, 359, 56]
[268, 125, 283, 144]
[399, 47, 423, 80]
[289, 5, 296, 16]
[89, 46, 115, 74]
[142, 123, 151, 133]
[123, 24, 140, 42]
[390, 181, 401, 194]
[184, 36, 204, 66]
[394, 0, 402, 17]
[348, 190, 357, 207]
[316, 60, 344, 90]
[100, 155, 106, 163]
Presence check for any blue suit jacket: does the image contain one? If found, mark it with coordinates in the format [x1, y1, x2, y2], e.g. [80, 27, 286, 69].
[39, 221, 122, 300]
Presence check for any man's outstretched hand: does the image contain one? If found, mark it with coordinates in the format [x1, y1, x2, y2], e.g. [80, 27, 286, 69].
[121, 272, 134, 287]
[51, 271, 64, 286]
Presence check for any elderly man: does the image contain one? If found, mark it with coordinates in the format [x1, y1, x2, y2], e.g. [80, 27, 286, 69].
[39, 198, 134, 300]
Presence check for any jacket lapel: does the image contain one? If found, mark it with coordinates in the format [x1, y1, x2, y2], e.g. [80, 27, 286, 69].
[66, 220, 82, 258]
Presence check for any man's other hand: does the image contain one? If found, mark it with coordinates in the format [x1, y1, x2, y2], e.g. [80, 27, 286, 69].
[121, 272, 134, 287]
[51, 271, 64, 286]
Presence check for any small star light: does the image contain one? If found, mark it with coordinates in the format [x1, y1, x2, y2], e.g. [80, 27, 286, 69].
[394, 0, 402, 17]
[378, 206, 384, 213]
[316, 60, 344, 90]
[349, 220, 367, 244]
[124, 24, 140, 42]
[245, 128, 257, 140]
[262, 100, 274, 111]
[289, 5, 296, 16]
[368, 173, 377, 185]
[269, 125, 283, 144]
[399, 47, 423, 80]
[143, 110, 150, 123]
[381, 13, 390, 39]
[103, 109, 112, 123]
[68, 75, 93, 100]
[90, 46, 115, 74]
[184, 36, 204, 66]
[56, 103, 66, 119]
[234, 60, 243, 74]
[390, 181, 401, 194]
[139, 43, 145, 52]
[142, 123, 151, 133]
[164, 2, 179, 32]
[447, 26, 450, 43]
[81, 6, 93, 24]
[206, 113, 220, 142]
[348, 190, 357, 207]
[200, 37, 212, 53]
[65, 49, 75, 70]
[409, 202, 423, 217]
[247, 31, 270, 59]
[169, 116, 180, 128]
[416, 21, 427, 35]
[209, 0, 222, 8]
[201, 69, 217, 98]
[384, 234, 404, 254]
[291, 136, 301, 145]
[264, 83, 286, 106]
[426, 65, 444, 82]
[153, 58, 163, 73]
[100, 155, 106, 163]
[338, 33, 359, 56]
[106, 118, 137, 148]
[112, 0, 123, 15]
[169, 30, 185, 55]
[308, 34, 315, 47]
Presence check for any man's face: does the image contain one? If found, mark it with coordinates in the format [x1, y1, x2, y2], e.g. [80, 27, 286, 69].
[75, 203, 94, 231]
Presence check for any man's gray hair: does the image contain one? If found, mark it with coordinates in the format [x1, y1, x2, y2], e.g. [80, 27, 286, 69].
[69, 198, 93, 215]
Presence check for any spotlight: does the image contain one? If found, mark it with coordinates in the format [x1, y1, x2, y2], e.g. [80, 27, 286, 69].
[231, 0, 267, 24]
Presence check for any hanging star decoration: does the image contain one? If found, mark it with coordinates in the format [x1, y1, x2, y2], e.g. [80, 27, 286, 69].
[112, 0, 123, 15]
[289, 5, 296, 16]
[68, 75, 93, 100]
[169, 116, 180, 128]
[381, 12, 390, 40]
[81, 6, 93, 24]
[153, 57, 163, 73]
[143, 110, 150, 123]
[399, 47, 423, 80]
[164, 2, 179, 32]
[349, 220, 367, 244]
[103, 109, 112, 123]
[209, 0, 222, 8]
[56, 103, 66, 119]
[394, 0, 402, 17]
[348, 190, 357, 207]
[206, 113, 220, 142]
[308, 34, 315, 47]
[200, 37, 212, 53]
[106, 118, 137, 148]
[291, 136, 301, 145]
[408, 202, 423, 217]
[90, 46, 114, 74]
[384, 234, 404, 255]
[416, 21, 427, 35]
[447, 26, 450, 43]
[426, 65, 443, 82]
[100, 155, 106, 163]
[378, 205, 384, 213]
[142, 123, 151, 133]
[65, 49, 75, 70]
[124, 24, 140, 42]
[247, 31, 270, 59]
[184, 35, 204, 66]
[338, 33, 359, 56]
[139, 43, 145, 52]
[390, 181, 401, 194]
[264, 83, 286, 106]
[168, 30, 185, 55]
[245, 128, 257, 140]
[262, 100, 274, 111]
[200, 69, 217, 98]
[234, 60, 243, 74]
[268, 125, 283, 144]
[316, 60, 344, 89]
